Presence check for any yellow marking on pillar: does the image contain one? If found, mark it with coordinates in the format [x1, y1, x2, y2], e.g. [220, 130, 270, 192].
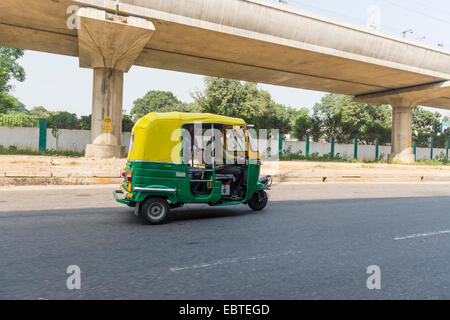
[407, 139, 412, 149]
[102, 116, 113, 132]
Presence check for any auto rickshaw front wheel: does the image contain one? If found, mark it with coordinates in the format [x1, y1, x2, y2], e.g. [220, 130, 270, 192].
[141, 197, 170, 225]
[248, 190, 268, 211]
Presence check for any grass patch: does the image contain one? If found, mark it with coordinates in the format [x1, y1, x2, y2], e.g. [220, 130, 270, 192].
[0, 145, 84, 157]
[279, 149, 356, 163]
[413, 159, 449, 166]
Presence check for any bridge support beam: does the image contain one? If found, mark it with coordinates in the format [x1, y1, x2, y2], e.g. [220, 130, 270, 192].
[389, 105, 415, 164]
[77, 8, 155, 158]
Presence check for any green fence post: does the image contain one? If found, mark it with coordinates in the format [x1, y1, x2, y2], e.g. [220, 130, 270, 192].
[446, 139, 449, 162]
[354, 138, 358, 159]
[306, 135, 310, 157]
[375, 139, 379, 161]
[278, 134, 283, 158]
[430, 136, 434, 160]
[330, 137, 335, 158]
[38, 119, 47, 153]
[413, 141, 417, 161]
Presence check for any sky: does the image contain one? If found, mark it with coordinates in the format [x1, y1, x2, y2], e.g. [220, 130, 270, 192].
[9, 0, 450, 117]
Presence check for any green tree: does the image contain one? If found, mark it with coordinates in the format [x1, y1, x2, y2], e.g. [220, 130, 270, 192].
[311, 94, 391, 144]
[79, 114, 91, 130]
[0, 95, 26, 114]
[130, 90, 194, 121]
[0, 47, 25, 93]
[29, 106, 51, 118]
[194, 77, 293, 133]
[122, 114, 134, 132]
[293, 108, 312, 140]
[413, 107, 442, 147]
[311, 94, 343, 142]
[310, 113, 324, 142]
[0, 47, 26, 114]
[271, 105, 299, 136]
[48, 111, 79, 129]
[282, 106, 302, 129]
[194, 78, 247, 115]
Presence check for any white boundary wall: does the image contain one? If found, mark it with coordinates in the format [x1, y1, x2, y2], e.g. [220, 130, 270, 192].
[0, 127, 131, 153]
[0, 126, 444, 161]
[283, 140, 443, 161]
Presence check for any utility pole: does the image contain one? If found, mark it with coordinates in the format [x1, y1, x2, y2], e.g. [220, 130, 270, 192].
[116, 0, 119, 15]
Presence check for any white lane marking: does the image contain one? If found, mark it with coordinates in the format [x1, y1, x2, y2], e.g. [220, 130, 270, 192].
[170, 250, 302, 272]
[394, 230, 450, 241]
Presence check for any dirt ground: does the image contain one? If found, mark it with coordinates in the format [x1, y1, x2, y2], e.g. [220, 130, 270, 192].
[0, 155, 127, 178]
[2, 155, 450, 183]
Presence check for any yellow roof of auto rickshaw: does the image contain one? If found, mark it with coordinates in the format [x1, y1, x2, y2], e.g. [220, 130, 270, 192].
[138, 112, 246, 126]
[128, 112, 247, 163]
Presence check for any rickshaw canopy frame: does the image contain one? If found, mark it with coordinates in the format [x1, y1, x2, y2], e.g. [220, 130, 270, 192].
[128, 112, 247, 163]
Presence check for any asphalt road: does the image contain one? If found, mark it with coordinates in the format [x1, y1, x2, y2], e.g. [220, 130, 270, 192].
[2, 182, 450, 299]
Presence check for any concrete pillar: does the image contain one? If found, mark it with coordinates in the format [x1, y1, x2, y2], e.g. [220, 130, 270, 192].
[85, 68, 124, 158]
[77, 8, 155, 158]
[389, 105, 415, 163]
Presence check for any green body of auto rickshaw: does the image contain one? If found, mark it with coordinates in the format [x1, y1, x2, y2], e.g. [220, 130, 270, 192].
[113, 112, 270, 224]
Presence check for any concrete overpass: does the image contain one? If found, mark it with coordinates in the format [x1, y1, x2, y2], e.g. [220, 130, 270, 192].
[1, 0, 450, 162]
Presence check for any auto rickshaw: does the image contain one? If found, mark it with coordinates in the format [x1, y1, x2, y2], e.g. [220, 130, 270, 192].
[113, 112, 271, 224]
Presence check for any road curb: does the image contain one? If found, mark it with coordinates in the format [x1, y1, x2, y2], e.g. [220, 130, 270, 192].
[0, 176, 123, 186]
[270, 174, 450, 183]
[3, 174, 450, 186]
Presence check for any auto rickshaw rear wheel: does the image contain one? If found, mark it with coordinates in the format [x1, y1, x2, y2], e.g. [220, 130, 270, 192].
[141, 197, 170, 225]
[248, 190, 268, 211]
